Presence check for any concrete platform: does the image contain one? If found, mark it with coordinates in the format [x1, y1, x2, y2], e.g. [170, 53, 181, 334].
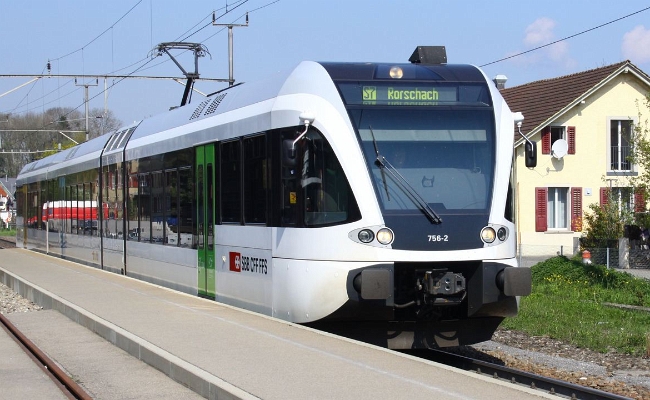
[0, 248, 555, 400]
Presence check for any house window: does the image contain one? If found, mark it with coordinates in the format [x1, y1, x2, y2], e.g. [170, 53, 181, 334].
[547, 187, 568, 229]
[610, 120, 632, 171]
[612, 187, 633, 212]
[601, 186, 645, 213]
[535, 187, 582, 232]
[551, 126, 565, 145]
[541, 126, 575, 155]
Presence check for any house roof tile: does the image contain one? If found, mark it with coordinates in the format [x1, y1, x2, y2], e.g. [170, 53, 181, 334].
[500, 61, 630, 142]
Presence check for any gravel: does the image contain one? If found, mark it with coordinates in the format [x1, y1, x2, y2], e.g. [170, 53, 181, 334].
[468, 329, 650, 400]
[2, 281, 649, 399]
[0, 282, 43, 314]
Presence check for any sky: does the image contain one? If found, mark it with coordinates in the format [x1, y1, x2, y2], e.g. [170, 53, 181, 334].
[1, 0, 650, 128]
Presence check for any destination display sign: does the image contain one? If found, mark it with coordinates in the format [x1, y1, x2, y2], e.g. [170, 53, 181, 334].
[337, 82, 490, 107]
[338, 83, 458, 106]
[362, 85, 457, 105]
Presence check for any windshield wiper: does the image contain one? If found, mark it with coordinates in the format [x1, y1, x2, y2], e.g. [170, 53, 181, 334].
[368, 126, 442, 225]
[369, 125, 390, 201]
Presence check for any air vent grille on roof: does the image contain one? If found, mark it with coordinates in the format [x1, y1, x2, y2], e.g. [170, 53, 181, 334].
[65, 147, 80, 161]
[190, 99, 211, 120]
[105, 126, 137, 152]
[204, 93, 227, 116]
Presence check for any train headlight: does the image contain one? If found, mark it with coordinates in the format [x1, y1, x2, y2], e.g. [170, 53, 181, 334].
[389, 66, 404, 79]
[376, 228, 394, 245]
[358, 229, 375, 243]
[497, 227, 508, 241]
[480, 227, 496, 243]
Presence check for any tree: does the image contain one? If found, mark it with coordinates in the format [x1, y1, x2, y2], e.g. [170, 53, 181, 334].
[581, 191, 635, 248]
[0, 107, 123, 177]
[629, 93, 650, 201]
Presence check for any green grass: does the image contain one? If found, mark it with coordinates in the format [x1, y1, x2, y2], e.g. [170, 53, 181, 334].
[0, 228, 15, 237]
[501, 256, 650, 356]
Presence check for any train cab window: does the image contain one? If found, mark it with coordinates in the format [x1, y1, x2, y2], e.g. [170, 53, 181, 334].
[298, 129, 359, 227]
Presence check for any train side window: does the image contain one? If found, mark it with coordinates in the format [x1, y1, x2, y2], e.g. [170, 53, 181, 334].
[151, 171, 164, 244]
[244, 134, 267, 224]
[127, 174, 139, 241]
[139, 173, 152, 243]
[221, 140, 241, 223]
[39, 184, 46, 230]
[165, 169, 179, 246]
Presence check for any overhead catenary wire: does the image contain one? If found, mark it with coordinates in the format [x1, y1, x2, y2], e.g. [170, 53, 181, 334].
[49, 0, 144, 63]
[2, 1, 263, 116]
[2, 0, 281, 128]
[480, 5, 650, 67]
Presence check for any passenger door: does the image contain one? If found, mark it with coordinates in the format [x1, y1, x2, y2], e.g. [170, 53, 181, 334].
[196, 144, 216, 298]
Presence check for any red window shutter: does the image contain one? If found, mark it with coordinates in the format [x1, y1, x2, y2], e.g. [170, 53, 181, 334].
[600, 187, 609, 206]
[567, 126, 575, 154]
[635, 187, 645, 212]
[571, 187, 582, 231]
[535, 187, 548, 232]
[541, 126, 551, 154]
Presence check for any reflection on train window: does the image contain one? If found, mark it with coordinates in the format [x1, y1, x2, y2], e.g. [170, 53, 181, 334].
[139, 173, 152, 243]
[127, 173, 139, 241]
[151, 171, 164, 244]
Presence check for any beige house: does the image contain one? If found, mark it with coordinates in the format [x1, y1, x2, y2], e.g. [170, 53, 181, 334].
[500, 61, 650, 256]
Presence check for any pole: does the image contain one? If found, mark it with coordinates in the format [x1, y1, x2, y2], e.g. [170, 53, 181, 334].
[75, 78, 98, 141]
[228, 26, 234, 86]
[85, 85, 89, 141]
[213, 12, 248, 87]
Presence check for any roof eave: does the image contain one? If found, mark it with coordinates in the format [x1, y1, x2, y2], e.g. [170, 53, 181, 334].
[514, 61, 650, 148]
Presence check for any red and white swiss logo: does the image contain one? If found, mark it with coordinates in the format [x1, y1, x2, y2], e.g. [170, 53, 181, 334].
[229, 252, 241, 272]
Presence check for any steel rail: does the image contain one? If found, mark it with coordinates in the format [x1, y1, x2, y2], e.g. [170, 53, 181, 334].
[0, 312, 93, 400]
[402, 349, 632, 400]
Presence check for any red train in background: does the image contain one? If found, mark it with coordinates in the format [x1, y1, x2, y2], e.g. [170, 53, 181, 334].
[28, 201, 109, 233]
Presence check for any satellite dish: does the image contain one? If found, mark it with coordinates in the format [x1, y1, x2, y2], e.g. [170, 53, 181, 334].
[552, 139, 568, 159]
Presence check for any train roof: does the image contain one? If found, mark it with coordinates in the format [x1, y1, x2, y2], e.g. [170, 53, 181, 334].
[17, 61, 490, 185]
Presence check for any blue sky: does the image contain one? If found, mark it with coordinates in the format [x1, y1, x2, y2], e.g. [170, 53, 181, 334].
[1, 0, 650, 126]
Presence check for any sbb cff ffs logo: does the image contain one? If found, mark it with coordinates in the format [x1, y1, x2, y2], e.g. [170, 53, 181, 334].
[229, 252, 268, 274]
[230, 252, 242, 272]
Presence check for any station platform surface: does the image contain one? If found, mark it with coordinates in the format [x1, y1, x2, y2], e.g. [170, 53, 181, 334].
[0, 248, 555, 400]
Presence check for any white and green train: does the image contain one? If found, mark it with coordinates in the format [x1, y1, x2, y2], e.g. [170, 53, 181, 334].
[15, 47, 532, 348]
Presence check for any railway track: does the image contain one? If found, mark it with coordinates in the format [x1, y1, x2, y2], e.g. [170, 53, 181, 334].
[0, 311, 92, 399]
[0, 236, 15, 249]
[402, 349, 632, 400]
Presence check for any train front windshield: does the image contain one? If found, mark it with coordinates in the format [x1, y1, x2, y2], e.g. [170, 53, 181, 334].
[341, 82, 497, 251]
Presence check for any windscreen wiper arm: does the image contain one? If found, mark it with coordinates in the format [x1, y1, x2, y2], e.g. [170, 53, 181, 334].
[369, 125, 390, 201]
[368, 124, 441, 224]
[376, 156, 442, 224]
